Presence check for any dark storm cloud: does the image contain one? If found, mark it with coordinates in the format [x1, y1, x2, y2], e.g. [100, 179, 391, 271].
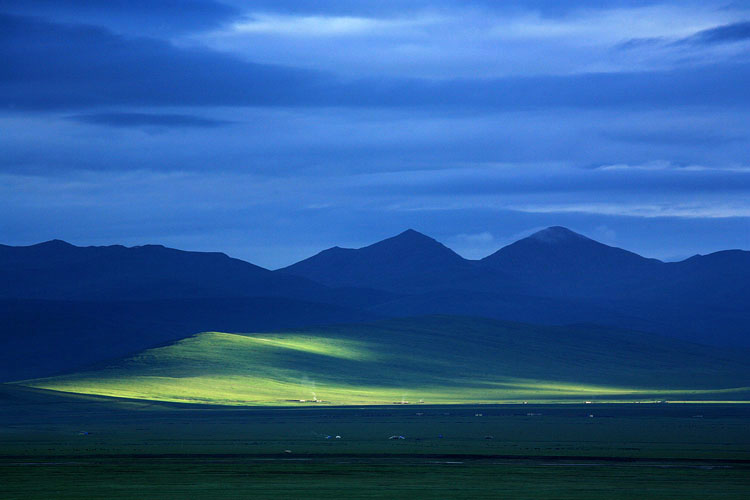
[682, 20, 750, 45]
[0, 0, 239, 36]
[615, 37, 666, 50]
[3, 14, 750, 112]
[0, 14, 320, 110]
[69, 112, 233, 128]
[624, 20, 750, 49]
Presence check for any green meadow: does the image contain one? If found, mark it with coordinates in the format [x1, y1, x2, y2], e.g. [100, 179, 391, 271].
[17, 316, 750, 405]
[2, 384, 750, 499]
[4, 457, 749, 500]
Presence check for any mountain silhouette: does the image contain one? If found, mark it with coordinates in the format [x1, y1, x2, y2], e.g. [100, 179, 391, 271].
[2, 226, 750, 383]
[0, 239, 391, 307]
[280, 226, 750, 346]
[481, 226, 662, 298]
[650, 250, 750, 307]
[279, 229, 496, 293]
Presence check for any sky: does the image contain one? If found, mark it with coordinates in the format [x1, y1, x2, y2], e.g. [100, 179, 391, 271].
[2, 0, 750, 267]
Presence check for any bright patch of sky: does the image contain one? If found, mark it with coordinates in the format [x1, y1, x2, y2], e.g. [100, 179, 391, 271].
[192, 4, 750, 77]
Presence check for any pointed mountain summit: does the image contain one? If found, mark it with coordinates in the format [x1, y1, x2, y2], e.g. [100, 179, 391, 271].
[481, 226, 661, 298]
[364, 229, 464, 263]
[36, 239, 75, 248]
[484, 226, 652, 260]
[525, 226, 588, 243]
[279, 229, 473, 292]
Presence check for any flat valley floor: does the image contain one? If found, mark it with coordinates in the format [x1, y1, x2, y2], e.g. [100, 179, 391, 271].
[2, 386, 749, 499]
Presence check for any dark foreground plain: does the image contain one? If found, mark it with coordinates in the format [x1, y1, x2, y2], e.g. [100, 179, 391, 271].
[2, 386, 749, 499]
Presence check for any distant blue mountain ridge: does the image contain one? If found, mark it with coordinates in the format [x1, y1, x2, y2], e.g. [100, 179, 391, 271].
[1, 227, 749, 382]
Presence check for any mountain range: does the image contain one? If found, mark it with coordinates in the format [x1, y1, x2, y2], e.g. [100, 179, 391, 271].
[282, 226, 750, 304]
[1, 226, 749, 382]
[281, 227, 750, 346]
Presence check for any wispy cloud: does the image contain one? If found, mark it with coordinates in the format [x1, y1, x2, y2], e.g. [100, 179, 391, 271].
[0, 0, 240, 37]
[602, 129, 745, 146]
[229, 13, 434, 37]
[200, 4, 742, 78]
[69, 112, 233, 129]
[681, 20, 750, 45]
[592, 162, 750, 172]
[446, 231, 496, 259]
[510, 203, 750, 219]
[615, 18, 750, 71]
[5, 13, 750, 111]
[454, 231, 494, 243]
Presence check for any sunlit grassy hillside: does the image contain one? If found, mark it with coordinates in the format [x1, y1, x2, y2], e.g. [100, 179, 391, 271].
[19, 316, 750, 405]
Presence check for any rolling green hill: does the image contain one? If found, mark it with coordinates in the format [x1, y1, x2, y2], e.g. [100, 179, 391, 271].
[17, 316, 750, 405]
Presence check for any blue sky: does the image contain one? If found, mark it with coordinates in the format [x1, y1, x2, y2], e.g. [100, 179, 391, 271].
[2, 0, 750, 267]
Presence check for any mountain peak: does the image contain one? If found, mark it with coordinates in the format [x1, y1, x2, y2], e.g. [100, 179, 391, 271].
[279, 229, 468, 292]
[309, 230, 446, 256]
[527, 226, 588, 244]
[36, 239, 75, 248]
[381, 228, 437, 245]
[400, 228, 425, 237]
[368, 229, 463, 259]
[25, 239, 78, 252]
[481, 225, 661, 298]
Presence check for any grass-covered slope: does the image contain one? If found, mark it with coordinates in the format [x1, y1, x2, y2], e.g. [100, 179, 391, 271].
[0, 297, 381, 382]
[18, 316, 750, 405]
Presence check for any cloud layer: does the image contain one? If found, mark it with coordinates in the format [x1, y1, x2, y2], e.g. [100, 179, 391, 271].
[1, 1, 749, 266]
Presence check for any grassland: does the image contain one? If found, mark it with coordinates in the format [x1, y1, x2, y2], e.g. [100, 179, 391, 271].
[17, 316, 750, 405]
[2, 385, 750, 499]
[4, 458, 750, 500]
